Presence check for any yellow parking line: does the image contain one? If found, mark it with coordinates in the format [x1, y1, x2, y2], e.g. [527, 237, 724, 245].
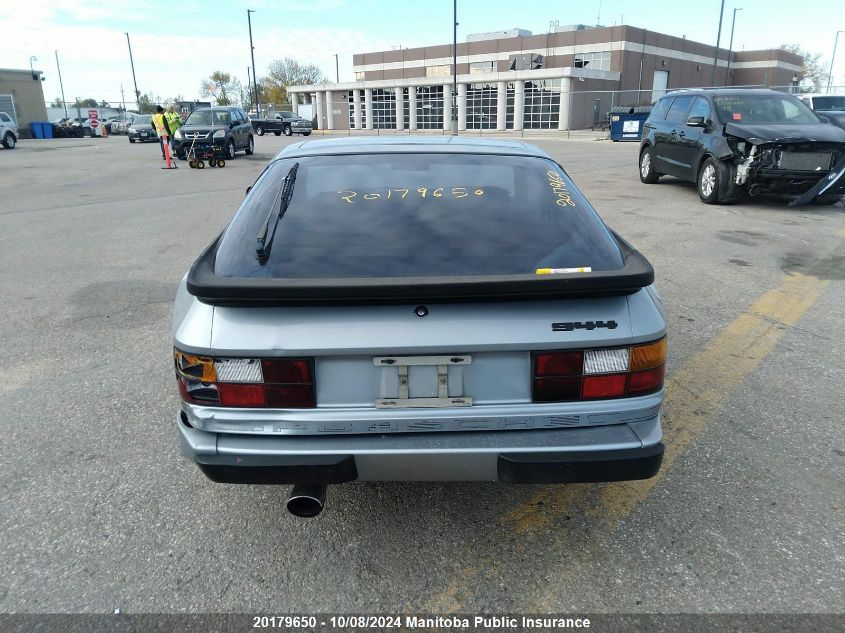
[593, 271, 827, 520]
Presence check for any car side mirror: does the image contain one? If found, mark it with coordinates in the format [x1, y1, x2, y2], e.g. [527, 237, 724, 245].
[686, 115, 707, 127]
[245, 186, 252, 195]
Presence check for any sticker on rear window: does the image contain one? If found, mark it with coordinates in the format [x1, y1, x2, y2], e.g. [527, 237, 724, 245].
[536, 267, 592, 274]
[338, 187, 485, 203]
[732, 112, 742, 120]
[546, 171, 576, 207]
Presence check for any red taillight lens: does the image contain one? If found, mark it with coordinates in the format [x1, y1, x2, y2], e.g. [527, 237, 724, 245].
[535, 351, 583, 377]
[266, 384, 315, 408]
[262, 359, 312, 383]
[628, 364, 665, 395]
[582, 373, 627, 399]
[175, 350, 315, 408]
[533, 377, 582, 402]
[218, 383, 267, 407]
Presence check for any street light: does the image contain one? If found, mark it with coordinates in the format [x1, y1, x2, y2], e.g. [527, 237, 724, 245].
[827, 30, 844, 93]
[451, 0, 458, 135]
[247, 10, 260, 115]
[724, 7, 742, 86]
[711, 0, 726, 87]
[29, 55, 38, 80]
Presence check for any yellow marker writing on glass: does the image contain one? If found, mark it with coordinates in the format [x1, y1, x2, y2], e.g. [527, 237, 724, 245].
[535, 267, 592, 274]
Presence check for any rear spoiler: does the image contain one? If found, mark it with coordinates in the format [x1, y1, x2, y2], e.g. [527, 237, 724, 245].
[186, 230, 654, 307]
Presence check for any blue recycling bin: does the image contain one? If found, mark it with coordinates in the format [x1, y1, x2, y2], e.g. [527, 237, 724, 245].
[609, 106, 652, 142]
[29, 122, 44, 139]
[40, 122, 53, 139]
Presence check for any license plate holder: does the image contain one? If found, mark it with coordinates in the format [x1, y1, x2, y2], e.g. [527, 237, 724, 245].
[374, 355, 472, 408]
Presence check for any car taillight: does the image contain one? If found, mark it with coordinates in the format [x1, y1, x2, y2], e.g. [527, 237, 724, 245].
[174, 349, 315, 408]
[533, 338, 666, 402]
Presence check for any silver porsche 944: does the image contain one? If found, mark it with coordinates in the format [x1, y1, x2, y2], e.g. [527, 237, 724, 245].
[173, 137, 667, 517]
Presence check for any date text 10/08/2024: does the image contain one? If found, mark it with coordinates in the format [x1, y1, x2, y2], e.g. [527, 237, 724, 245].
[252, 615, 592, 629]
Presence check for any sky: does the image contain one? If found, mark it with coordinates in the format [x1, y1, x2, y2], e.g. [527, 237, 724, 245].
[2, 0, 844, 109]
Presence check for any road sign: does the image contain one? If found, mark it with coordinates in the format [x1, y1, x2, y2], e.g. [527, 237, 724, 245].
[88, 109, 99, 128]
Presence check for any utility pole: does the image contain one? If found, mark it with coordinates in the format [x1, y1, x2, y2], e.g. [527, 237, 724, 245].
[451, 0, 458, 135]
[55, 50, 68, 118]
[827, 31, 844, 93]
[120, 85, 126, 116]
[724, 8, 742, 86]
[710, 0, 725, 86]
[247, 10, 260, 115]
[335, 54, 339, 83]
[125, 33, 140, 110]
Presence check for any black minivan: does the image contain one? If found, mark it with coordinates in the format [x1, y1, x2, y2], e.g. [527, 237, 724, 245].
[174, 107, 254, 161]
[638, 89, 845, 205]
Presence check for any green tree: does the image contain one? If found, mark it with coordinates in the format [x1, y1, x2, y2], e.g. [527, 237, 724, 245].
[779, 44, 828, 91]
[51, 97, 64, 108]
[137, 93, 158, 114]
[76, 98, 98, 108]
[259, 57, 325, 106]
[200, 71, 242, 106]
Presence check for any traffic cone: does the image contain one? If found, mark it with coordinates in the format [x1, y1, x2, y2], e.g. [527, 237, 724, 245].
[161, 135, 177, 169]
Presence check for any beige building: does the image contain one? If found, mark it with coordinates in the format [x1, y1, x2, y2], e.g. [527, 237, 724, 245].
[287, 25, 802, 132]
[0, 68, 49, 138]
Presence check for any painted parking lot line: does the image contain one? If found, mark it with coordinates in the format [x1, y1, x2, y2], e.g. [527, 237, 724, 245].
[427, 230, 841, 612]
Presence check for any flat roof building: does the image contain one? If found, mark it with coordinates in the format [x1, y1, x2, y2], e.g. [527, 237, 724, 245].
[287, 25, 802, 132]
[0, 68, 48, 138]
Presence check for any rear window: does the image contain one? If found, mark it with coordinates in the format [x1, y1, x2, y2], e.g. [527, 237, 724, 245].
[214, 153, 624, 279]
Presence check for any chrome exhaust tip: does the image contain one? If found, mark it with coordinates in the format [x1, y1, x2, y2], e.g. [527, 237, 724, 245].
[286, 483, 327, 518]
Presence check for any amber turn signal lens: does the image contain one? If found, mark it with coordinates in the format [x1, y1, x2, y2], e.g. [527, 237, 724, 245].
[174, 350, 217, 382]
[630, 338, 666, 371]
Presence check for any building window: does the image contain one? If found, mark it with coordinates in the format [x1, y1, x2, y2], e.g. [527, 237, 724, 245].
[347, 89, 368, 129]
[370, 88, 396, 129]
[469, 61, 494, 75]
[523, 80, 559, 129]
[573, 51, 611, 72]
[354, 71, 365, 81]
[426, 65, 451, 77]
[466, 83, 497, 129]
[416, 85, 444, 129]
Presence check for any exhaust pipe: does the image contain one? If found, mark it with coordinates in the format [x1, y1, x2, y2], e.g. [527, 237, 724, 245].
[286, 483, 327, 518]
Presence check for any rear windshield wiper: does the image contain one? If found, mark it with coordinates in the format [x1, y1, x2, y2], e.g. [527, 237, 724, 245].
[256, 162, 299, 263]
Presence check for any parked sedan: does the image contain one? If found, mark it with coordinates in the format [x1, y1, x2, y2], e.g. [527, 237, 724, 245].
[127, 115, 157, 143]
[639, 89, 845, 205]
[173, 137, 667, 518]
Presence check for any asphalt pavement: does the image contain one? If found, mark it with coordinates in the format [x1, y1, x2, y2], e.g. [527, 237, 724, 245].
[0, 132, 843, 615]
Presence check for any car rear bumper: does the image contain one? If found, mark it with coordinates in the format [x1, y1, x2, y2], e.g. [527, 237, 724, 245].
[177, 411, 663, 483]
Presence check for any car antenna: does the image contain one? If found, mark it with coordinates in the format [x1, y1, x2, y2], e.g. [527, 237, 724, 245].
[256, 162, 299, 263]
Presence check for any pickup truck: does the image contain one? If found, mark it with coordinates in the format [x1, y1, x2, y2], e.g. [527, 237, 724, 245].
[797, 93, 845, 130]
[251, 111, 312, 137]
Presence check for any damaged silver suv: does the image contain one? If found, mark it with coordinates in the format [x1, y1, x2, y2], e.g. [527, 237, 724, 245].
[639, 88, 845, 205]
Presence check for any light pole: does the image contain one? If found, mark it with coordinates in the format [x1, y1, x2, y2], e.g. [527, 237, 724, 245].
[29, 55, 37, 80]
[827, 31, 844, 93]
[724, 7, 742, 86]
[125, 33, 140, 110]
[335, 53, 339, 83]
[247, 10, 260, 115]
[711, 0, 726, 86]
[55, 51, 68, 117]
[451, 0, 458, 135]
